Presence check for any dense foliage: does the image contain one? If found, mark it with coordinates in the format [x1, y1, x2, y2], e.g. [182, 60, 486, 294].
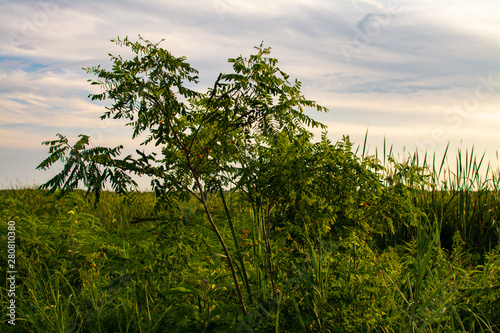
[1, 37, 499, 332]
[1, 178, 499, 332]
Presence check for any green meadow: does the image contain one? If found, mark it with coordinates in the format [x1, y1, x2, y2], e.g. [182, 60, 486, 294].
[2, 37, 499, 332]
[1, 144, 499, 332]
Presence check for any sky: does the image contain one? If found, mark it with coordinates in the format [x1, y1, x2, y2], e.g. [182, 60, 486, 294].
[0, 0, 499, 189]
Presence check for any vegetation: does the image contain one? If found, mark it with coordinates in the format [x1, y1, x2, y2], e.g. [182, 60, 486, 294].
[1, 36, 499, 332]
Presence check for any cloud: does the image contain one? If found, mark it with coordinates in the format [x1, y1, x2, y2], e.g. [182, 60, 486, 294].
[0, 0, 499, 188]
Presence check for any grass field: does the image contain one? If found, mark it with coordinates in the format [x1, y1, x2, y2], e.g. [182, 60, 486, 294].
[1, 145, 499, 332]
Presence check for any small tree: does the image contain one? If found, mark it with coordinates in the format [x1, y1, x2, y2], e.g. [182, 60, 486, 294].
[37, 36, 327, 315]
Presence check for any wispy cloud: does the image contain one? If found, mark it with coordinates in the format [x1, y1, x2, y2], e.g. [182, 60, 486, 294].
[0, 0, 499, 188]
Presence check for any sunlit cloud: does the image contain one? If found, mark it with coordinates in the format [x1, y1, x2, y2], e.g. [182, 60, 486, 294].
[0, 0, 499, 188]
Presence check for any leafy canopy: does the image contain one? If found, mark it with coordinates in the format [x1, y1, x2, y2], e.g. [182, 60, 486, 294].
[37, 36, 328, 203]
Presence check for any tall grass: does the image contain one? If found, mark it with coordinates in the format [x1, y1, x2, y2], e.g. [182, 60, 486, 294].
[370, 138, 500, 253]
[1, 139, 499, 332]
